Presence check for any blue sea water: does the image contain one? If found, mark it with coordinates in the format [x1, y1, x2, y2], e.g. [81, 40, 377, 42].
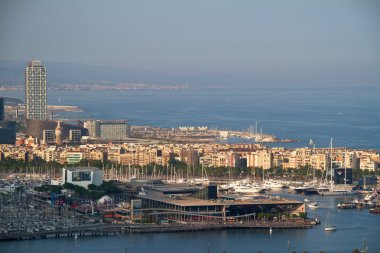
[2, 86, 380, 149]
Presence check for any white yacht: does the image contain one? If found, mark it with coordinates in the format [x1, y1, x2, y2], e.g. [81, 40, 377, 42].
[263, 180, 284, 190]
[307, 202, 319, 209]
[234, 185, 266, 194]
[318, 187, 356, 196]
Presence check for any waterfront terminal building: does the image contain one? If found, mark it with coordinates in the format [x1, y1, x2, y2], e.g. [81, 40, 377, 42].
[52, 167, 103, 189]
[128, 179, 305, 223]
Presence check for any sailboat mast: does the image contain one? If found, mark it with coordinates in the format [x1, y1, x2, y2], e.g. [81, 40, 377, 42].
[330, 138, 333, 189]
[255, 121, 258, 142]
[344, 148, 347, 187]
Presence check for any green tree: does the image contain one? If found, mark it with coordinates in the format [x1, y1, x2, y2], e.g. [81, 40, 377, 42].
[298, 212, 307, 219]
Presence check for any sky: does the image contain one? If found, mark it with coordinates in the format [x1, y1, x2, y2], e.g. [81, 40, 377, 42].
[0, 0, 379, 87]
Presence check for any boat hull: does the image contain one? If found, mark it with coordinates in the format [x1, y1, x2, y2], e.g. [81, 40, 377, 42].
[324, 226, 337, 231]
[319, 191, 356, 196]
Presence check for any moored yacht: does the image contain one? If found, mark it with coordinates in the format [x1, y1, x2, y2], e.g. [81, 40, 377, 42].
[234, 184, 266, 194]
[318, 187, 356, 196]
[307, 202, 319, 209]
[263, 180, 284, 190]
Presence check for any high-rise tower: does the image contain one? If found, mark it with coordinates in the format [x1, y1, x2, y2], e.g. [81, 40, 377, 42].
[0, 97, 4, 121]
[25, 60, 47, 120]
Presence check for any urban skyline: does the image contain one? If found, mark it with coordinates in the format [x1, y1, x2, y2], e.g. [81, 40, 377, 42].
[0, 1, 379, 253]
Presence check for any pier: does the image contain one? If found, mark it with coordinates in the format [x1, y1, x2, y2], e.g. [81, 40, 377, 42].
[0, 219, 313, 241]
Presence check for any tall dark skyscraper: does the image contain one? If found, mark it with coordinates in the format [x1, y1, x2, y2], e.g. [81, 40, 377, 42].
[0, 97, 16, 144]
[0, 97, 4, 121]
[0, 121, 16, 144]
[25, 60, 47, 120]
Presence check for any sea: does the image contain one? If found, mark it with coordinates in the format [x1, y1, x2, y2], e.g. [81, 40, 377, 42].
[2, 85, 380, 149]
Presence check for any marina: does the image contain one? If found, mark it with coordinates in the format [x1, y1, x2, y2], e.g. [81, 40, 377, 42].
[0, 160, 378, 252]
[0, 185, 313, 242]
[1, 188, 380, 252]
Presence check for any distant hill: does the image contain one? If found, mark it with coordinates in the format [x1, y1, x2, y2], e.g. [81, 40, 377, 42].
[0, 59, 186, 86]
[0, 59, 263, 89]
[1, 59, 379, 89]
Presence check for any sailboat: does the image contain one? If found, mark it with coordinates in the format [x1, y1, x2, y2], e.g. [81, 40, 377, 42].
[324, 212, 337, 231]
[193, 166, 210, 185]
[318, 138, 356, 196]
[360, 238, 368, 253]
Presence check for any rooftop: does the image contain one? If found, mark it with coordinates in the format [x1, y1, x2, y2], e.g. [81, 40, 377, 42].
[63, 167, 102, 172]
[137, 192, 302, 208]
[146, 184, 204, 194]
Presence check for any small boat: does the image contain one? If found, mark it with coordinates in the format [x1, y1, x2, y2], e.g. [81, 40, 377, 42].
[304, 198, 311, 202]
[74, 233, 79, 239]
[324, 225, 337, 231]
[269, 227, 272, 234]
[337, 202, 356, 209]
[308, 202, 319, 209]
[324, 212, 337, 232]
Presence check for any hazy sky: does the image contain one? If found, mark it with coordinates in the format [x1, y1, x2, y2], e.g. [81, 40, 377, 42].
[1, 0, 379, 86]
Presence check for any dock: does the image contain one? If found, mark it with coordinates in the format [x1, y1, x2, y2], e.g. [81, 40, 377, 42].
[0, 220, 312, 241]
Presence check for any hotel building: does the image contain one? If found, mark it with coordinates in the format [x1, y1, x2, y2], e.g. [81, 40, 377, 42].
[25, 60, 47, 120]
